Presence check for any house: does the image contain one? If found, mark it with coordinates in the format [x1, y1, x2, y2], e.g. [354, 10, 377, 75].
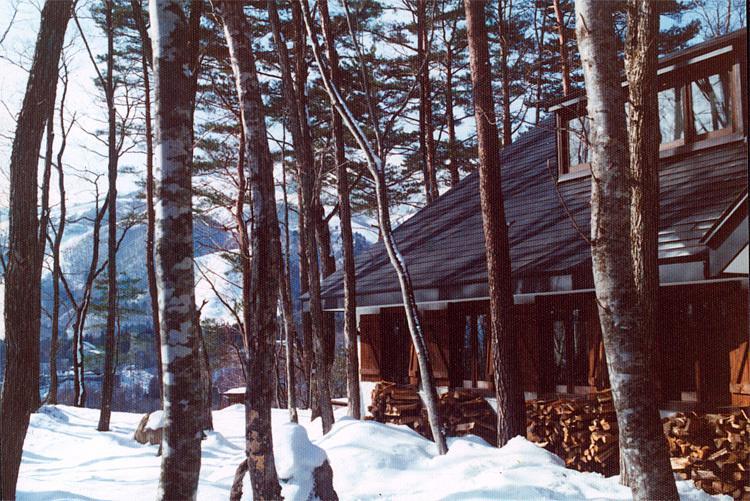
[315, 29, 749, 409]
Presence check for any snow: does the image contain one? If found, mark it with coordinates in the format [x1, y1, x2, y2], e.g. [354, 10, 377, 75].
[145, 410, 164, 431]
[17, 405, 725, 501]
[223, 386, 246, 395]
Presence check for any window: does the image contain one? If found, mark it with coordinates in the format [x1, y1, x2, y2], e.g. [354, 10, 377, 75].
[691, 71, 732, 136]
[557, 52, 741, 178]
[658, 86, 685, 145]
[461, 314, 489, 387]
[567, 115, 590, 169]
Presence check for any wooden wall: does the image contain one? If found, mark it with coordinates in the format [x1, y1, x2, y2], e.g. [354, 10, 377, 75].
[356, 281, 748, 408]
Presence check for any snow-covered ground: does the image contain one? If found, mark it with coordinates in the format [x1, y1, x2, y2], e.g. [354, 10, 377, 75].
[18, 405, 724, 501]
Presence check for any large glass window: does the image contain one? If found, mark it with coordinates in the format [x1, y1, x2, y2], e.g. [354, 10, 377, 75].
[567, 115, 590, 167]
[691, 71, 732, 135]
[659, 86, 685, 144]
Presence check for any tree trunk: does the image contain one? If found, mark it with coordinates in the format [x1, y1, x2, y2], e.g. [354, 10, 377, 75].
[280, 151, 299, 423]
[99, 0, 119, 433]
[553, 0, 571, 96]
[269, 0, 335, 433]
[498, 0, 512, 146]
[131, 0, 162, 405]
[196, 309, 213, 432]
[319, 0, 361, 420]
[464, 0, 525, 447]
[69, 194, 108, 408]
[0, 1, 72, 498]
[417, 0, 438, 203]
[300, 0, 447, 454]
[444, 42, 460, 186]
[574, 1, 678, 498]
[623, 0, 678, 496]
[218, 2, 284, 498]
[151, 1, 203, 498]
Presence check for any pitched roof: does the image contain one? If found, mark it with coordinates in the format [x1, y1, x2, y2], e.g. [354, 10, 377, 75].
[318, 124, 747, 310]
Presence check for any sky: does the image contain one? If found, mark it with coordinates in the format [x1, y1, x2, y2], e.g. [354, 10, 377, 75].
[0, 0, 145, 211]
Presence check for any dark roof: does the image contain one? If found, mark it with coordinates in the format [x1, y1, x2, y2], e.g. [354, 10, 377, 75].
[317, 120, 748, 309]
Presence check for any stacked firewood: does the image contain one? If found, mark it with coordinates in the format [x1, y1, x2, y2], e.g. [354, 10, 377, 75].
[525, 390, 618, 475]
[438, 389, 498, 445]
[663, 409, 750, 499]
[368, 382, 498, 443]
[368, 382, 426, 432]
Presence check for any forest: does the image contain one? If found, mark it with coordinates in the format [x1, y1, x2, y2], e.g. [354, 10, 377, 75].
[0, 0, 746, 500]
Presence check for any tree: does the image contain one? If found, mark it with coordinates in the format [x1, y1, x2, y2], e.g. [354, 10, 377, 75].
[130, 0, 163, 404]
[47, 60, 73, 406]
[319, 0, 361, 420]
[463, 0, 525, 447]
[574, 0, 678, 498]
[215, 2, 284, 499]
[301, 0, 448, 455]
[0, 1, 74, 497]
[268, 0, 335, 434]
[150, 0, 203, 498]
[99, 0, 120, 433]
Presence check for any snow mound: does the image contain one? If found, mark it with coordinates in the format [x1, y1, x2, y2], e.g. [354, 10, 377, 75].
[275, 422, 329, 500]
[145, 410, 164, 431]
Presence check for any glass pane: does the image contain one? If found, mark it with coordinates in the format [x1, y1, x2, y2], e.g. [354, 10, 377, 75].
[692, 72, 732, 134]
[553, 320, 567, 385]
[567, 116, 590, 167]
[477, 315, 488, 380]
[658, 87, 685, 143]
[462, 317, 472, 381]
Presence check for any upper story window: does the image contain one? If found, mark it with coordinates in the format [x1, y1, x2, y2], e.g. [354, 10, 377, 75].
[555, 37, 745, 179]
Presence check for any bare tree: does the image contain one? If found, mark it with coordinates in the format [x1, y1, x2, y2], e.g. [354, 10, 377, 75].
[47, 60, 73, 406]
[216, 2, 284, 499]
[301, 0, 448, 455]
[574, 1, 678, 498]
[0, 2, 73, 497]
[131, 0, 163, 404]
[150, 0, 204, 498]
[463, 0, 525, 447]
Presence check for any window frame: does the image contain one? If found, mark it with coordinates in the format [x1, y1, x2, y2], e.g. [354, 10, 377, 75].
[556, 49, 744, 180]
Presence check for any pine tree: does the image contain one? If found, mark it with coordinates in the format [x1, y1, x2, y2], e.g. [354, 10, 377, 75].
[463, 0, 526, 447]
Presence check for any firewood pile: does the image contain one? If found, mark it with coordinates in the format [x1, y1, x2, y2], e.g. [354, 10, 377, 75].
[664, 409, 750, 499]
[525, 390, 619, 476]
[367, 382, 498, 444]
[367, 382, 429, 436]
[438, 389, 498, 445]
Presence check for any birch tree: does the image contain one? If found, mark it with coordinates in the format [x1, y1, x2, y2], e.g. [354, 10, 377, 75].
[301, 0, 448, 455]
[0, 1, 73, 498]
[150, 0, 203, 498]
[216, 2, 284, 498]
[463, 0, 525, 447]
[574, 1, 678, 498]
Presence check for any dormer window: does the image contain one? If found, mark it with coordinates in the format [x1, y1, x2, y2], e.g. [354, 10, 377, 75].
[554, 37, 745, 180]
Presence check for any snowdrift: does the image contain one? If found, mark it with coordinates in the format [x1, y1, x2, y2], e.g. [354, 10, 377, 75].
[17, 405, 725, 500]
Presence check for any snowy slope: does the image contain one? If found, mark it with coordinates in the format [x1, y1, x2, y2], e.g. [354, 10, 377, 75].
[18, 405, 724, 501]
